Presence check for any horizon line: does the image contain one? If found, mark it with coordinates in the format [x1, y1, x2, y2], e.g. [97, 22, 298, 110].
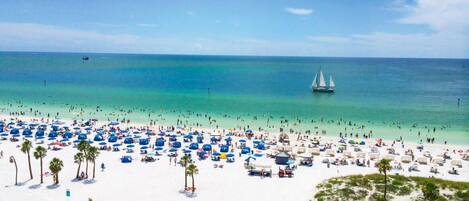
[1, 50, 468, 60]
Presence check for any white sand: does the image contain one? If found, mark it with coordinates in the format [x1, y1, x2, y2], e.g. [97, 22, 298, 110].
[0, 116, 468, 201]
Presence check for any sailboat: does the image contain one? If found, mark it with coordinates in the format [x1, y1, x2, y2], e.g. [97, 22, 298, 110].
[311, 67, 335, 93]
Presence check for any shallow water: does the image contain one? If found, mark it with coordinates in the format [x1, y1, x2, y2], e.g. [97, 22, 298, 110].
[0, 52, 468, 143]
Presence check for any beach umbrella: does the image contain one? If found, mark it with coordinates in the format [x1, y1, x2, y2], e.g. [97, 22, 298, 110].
[241, 147, 251, 154]
[183, 149, 191, 154]
[254, 153, 263, 157]
[78, 133, 87, 140]
[109, 121, 119, 126]
[189, 142, 199, 150]
[48, 137, 57, 141]
[226, 153, 235, 157]
[158, 132, 165, 136]
[139, 138, 149, 145]
[155, 147, 164, 151]
[23, 128, 32, 136]
[99, 142, 107, 146]
[184, 134, 193, 139]
[212, 152, 221, 156]
[63, 132, 73, 139]
[48, 131, 58, 138]
[93, 134, 104, 141]
[12, 134, 21, 138]
[35, 130, 45, 137]
[51, 125, 59, 131]
[1, 133, 9, 137]
[239, 139, 247, 143]
[220, 145, 229, 153]
[245, 156, 256, 162]
[141, 146, 148, 150]
[73, 127, 81, 130]
[10, 128, 19, 135]
[169, 148, 178, 152]
[24, 135, 33, 138]
[155, 139, 165, 147]
[202, 144, 212, 151]
[36, 136, 45, 140]
[108, 135, 118, 143]
[113, 144, 121, 147]
[124, 137, 133, 144]
[172, 141, 182, 148]
[60, 138, 69, 142]
[73, 140, 81, 144]
[225, 137, 232, 142]
[225, 133, 234, 137]
[127, 144, 135, 148]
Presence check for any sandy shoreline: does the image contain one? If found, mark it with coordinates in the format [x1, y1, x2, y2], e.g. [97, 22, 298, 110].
[0, 115, 468, 201]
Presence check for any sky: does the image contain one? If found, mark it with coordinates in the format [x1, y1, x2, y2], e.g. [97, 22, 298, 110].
[0, 0, 468, 58]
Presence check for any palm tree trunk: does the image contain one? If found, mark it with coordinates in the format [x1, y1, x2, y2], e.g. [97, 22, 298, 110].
[27, 151, 33, 179]
[191, 174, 195, 193]
[40, 157, 43, 184]
[76, 162, 81, 179]
[56, 173, 59, 184]
[14, 161, 18, 185]
[384, 171, 387, 200]
[184, 166, 188, 189]
[85, 160, 89, 177]
[92, 160, 96, 179]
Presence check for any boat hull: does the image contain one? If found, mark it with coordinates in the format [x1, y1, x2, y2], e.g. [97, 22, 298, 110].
[312, 88, 334, 93]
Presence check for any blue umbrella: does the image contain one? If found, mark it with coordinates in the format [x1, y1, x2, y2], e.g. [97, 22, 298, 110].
[36, 136, 45, 140]
[24, 135, 33, 138]
[113, 144, 121, 147]
[12, 134, 20, 138]
[227, 153, 235, 157]
[48, 137, 57, 140]
[213, 152, 221, 156]
[141, 146, 148, 150]
[99, 142, 107, 145]
[155, 147, 164, 151]
[127, 144, 135, 148]
[1, 133, 9, 136]
[183, 149, 191, 154]
[169, 148, 178, 152]
[239, 139, 247, 143]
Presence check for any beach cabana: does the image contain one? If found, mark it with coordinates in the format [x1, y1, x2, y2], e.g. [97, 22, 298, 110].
[108, 135, 118, 143]
[124, 137, 133, 144]
[310, 148, 320, 156]
[48, 131, 58, 138]
[10, 128, 19, 135]
[198, 151, 207, 159]
[121, 156, 132, 163]
[241, 147, 251, 154]
[93, 134, 104, 142]
[256, 142, 266, 150]
[63, 132, 73, 139]
[226, 153, 235, 162]
[189, 142, 199, 150]
[139, 138, 149, 145]
[23, 128, 32, 136]
[325, 149, 335, 157]
[275, 152, 291, 165]
[197, 135, 204, 143]
[212, 152, 221, 161]
[77, 133, 87, 140]
[172, 141, 182, 148]
[155, 139, 165, 147]
[35, 130, 45, 138]
[220, 145, 229, 153]
[202, 144, 212, 152]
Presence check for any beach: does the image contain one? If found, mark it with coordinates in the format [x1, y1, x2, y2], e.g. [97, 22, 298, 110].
[0, 115, 468, 201]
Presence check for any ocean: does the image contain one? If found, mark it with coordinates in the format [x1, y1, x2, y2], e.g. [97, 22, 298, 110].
[0, 52, 468, 144]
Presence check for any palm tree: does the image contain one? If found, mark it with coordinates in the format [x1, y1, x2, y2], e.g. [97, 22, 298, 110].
[21, 139, 33, 180]
[181, 155, 191, 190]
[49, 157, 64, 184]
[74, 152, 85, 179]
[186, 164, 199, 193]
[77, 140, 90, 177]
[33, 146, 47, 184]
[86, 146, 99, 179]
[377, 159, 392, 200]
[423, 182, 439, 201]
[9, 156, 18, 185]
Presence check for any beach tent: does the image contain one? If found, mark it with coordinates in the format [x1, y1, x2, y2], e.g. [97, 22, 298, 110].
[417, 156, 428, 165]
[77, 133, 87, 140]
[241, 147, 251, 154]
[202, 144, 212, 151]
[431, 157, 444, 166]
[256, 143, 266, 150]
[35, 130, 45, 137]
[401, 155, 412, 163]
[10, 128, 19, 135]
[108, 135, 118, 143]
[450, 160, 462, 168]
[212, 152, 221, 161]
[189, 143, 199, 150]
[124, 137, 133, 144]
[172, 141, 182, 148]
[121, 156, 132, 163]
[49, 131, 58, 138]
[275, 152, 291, 165]
[198, 151, 207, 159]
[63, 132, 73, 139]
[93, 134, 104, 142]
[220, 145, 229, 153]
[326, 149, 335, 157]
[139, 138, 149, 145]
[155, 139, 165, 147]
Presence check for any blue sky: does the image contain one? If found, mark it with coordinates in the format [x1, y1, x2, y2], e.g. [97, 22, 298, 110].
[0, 0, 468, 58]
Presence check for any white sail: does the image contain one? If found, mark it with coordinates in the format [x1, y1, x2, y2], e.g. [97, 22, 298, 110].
[312, 74, 318, 88]
[318, 69, 326, 87]
[329, 75, 335, 88]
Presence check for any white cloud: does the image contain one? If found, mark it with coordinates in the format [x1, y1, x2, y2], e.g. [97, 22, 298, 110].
[396, 0, 469, 33]
[285, 7, 313, 16]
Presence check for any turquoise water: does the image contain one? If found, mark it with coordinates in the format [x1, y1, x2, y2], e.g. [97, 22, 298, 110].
[0, 52, 468, 143]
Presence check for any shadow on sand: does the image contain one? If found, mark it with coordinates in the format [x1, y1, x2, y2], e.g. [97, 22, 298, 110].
[46, 184, 60, 189]
[28, 184, 42, 189]
[83, 179, 96, 185]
